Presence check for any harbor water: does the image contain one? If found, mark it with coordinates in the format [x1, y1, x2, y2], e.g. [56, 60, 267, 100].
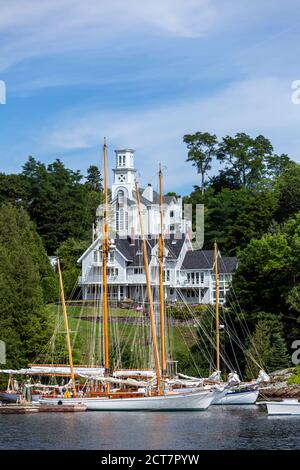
[1, 405, 300, 450]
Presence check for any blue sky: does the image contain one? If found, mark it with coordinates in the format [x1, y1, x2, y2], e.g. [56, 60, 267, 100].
[1, 0, 300, 194]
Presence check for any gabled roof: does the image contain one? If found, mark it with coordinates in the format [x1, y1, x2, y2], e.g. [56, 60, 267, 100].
[115, 236, 156, 266]
[218, 256, 238, 273]
[182, 249, 237, 273]
[164, 233, 186, 259]
[182, 250, 215, 270]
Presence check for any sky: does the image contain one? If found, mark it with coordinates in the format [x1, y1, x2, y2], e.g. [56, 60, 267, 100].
[1, 0, 300, 194]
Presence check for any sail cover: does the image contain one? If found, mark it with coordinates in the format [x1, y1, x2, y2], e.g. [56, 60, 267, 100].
[0, 366, 105, 376]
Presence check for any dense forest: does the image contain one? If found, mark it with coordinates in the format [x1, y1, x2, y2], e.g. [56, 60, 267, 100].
[0, 132, 299, 377]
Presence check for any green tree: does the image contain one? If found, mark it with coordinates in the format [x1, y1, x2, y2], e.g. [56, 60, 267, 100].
[0, 204, 53, 367]
[275, 162, 300, 222]
[22, 157, 98, 253]
[245, 314, 290, 379]
[216, 133, 273, 188]
[0, 173, 29, 206]
[183, 132, 218, 195]
[86, 165, 103, 192]
[56, 237, 90, 297]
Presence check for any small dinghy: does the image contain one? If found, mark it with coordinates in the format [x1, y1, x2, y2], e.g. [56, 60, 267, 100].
[0, 391, 21, 403]
[266, 399, 300, 416]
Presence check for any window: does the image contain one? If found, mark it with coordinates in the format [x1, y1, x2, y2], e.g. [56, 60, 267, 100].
[109, 251, 114, 263]
[117, 189, 125, 203]
[200, 272, 204, 284]
[118, 174, 126, 183]
[134, 267, 143, 275]
[170, 210, 174, 218]
[170, 224, 175, 232]
[93, 250, 98, 262]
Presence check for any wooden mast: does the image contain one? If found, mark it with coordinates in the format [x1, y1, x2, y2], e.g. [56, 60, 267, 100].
[214, 240, 220, 371]
[158, 165, 166, 376]
[102, 138, 110, 390]
[57, 259, 76, 397]
[135, 177, 162, 393]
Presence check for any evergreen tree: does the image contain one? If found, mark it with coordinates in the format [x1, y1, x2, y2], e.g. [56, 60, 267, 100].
[245, 314, 290, 379]
[86, 165, 103, 192]
[0, 204, 53, 367]
[22, 157, 98, 253]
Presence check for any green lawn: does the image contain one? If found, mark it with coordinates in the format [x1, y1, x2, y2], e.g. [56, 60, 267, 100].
[46, 303, 197, 368]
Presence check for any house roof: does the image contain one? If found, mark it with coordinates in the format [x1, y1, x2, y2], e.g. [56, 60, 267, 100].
[164, 234, 186, 259]
[218, 256, 238, 273]
[182, 250, 237, 273]
[182, 250, 215, 270]
[115, 236, 156, 266]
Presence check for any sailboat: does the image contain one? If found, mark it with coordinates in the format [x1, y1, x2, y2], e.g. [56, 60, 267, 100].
[37, 140, 218, 411]
[210, 241, 260, 405]
[168, 240, 262, 404]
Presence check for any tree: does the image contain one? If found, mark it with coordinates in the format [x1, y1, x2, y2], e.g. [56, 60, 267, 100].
[0, 204, 53, 368]
[56, 237, 90, 297]
[245, 319, 272, 380]
[275, 162, 300, 222]
[183, 132, 218, 195]
[216, 133, 273, 188]
[22, 157, 98, 253]
[0, 173, 29, 206]
[266, 153, 292, 177]
[245, 314, 290, 379]
[86, 165, 103, 192]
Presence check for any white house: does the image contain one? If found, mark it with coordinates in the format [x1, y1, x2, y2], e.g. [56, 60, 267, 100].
[78, 148, 237, 304]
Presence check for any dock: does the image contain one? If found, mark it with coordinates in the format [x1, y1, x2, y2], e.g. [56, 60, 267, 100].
[0, 403, 87, 414]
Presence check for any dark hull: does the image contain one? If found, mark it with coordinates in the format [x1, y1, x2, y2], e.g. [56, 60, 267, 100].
[0, 391, 20, 403]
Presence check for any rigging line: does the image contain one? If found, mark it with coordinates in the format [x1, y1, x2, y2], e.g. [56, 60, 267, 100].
[175, 289, 216, 370]
[176, 289, 234, 371]
[219, 307, 243, 378]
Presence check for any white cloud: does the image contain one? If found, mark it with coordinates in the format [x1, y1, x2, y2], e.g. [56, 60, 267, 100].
[42, 76, 300, 191]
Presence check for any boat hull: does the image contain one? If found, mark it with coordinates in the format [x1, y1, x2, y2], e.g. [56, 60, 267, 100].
[212, 389, 259, 405]
[266, 400, 300, 416]
[0, 391, 20, 403]
[39, 389, 215, 411]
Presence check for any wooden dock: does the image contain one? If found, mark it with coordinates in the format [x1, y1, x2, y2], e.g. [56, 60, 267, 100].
[0, 403, 87, 414]
[0, 404, 39, 414]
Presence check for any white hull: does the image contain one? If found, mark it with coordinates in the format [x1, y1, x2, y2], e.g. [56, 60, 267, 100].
[39, 389, 215, 411]
[212, 389, 259, 405]
[266, 400, 300, 416]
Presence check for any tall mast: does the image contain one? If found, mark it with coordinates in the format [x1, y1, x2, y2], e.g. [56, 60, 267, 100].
[135, 177, 162, 393]
[158, 165, 166, 376]
[214, 240, 220, 371]
[57, 259, 76, 397]
[102, 138, 110, 388]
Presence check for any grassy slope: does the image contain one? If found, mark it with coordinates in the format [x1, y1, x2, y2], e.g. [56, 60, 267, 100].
[46, 303, 196, 367]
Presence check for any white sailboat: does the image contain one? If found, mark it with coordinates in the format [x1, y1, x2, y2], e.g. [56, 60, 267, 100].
[210, 242, 260, 405]
[38, 141, 218, 411]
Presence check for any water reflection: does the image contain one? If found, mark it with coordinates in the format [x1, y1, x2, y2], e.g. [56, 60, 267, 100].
[1, 406, 300, 450]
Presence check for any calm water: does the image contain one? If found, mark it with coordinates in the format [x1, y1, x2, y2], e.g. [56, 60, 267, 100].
[1, 405, 300, 450]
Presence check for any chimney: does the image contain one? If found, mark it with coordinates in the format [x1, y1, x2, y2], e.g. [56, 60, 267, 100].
[142, 183, 153, 203]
